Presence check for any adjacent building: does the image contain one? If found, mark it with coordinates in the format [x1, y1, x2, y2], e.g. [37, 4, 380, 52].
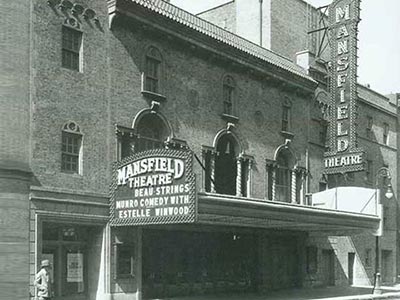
[200, 0, 399, 288]
[0, 1, 396, 300]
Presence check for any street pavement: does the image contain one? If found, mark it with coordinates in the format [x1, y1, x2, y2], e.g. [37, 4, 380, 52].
[160, 285, 400, 300]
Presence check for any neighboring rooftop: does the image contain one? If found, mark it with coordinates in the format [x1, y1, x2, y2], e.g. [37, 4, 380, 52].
[110, 0, 316, 84]
[358, 84, 398, 115]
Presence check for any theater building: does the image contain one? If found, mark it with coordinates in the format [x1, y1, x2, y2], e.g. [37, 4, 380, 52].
[200, 0, 399, 288]
[0, 1, 394, 300]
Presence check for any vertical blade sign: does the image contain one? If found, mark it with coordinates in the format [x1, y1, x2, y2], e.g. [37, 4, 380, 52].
[324, 0, 364, 174]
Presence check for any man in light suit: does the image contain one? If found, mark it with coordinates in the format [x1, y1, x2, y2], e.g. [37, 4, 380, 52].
[35, 259, 53, 300]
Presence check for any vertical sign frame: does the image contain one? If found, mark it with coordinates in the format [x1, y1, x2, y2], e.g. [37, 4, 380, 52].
[324, 0, 364, 174]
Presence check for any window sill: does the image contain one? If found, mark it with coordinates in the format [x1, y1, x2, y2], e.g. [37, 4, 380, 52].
[141, 90, 167, 102]
[280, 130, 294, 139]
[61, 170, 83, 177]
[221, 113, 239, 123]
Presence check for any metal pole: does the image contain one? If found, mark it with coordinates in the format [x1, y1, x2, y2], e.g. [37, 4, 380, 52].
[373, 235, 382, 294]
[372, 166, 390, 295]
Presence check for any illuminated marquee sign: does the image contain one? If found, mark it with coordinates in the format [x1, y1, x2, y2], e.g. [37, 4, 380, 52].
[324, 0, 364, 174]
[110, 149, 196, 226]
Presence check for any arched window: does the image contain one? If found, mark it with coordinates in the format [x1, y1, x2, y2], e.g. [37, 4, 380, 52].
[215, 134, 238, 195]
[61, 121, 82, 173]
[275, 148, 296, 202]
[222, 75, 235, 116]
[135, 113, 169, 153]
[144, 46, 162, 94]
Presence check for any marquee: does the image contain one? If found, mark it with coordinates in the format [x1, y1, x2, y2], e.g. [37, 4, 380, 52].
[110, 149, 197, 226]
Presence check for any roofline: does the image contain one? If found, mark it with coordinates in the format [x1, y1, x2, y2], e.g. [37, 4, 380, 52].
[108, 0, 317, 88]
[196, 0, 235, 16]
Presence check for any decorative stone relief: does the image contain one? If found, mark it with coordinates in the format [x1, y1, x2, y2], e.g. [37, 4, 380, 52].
[48, 0, 100, 29]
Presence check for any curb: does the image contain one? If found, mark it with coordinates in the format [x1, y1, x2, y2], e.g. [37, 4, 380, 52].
[321, 292, 400, 300]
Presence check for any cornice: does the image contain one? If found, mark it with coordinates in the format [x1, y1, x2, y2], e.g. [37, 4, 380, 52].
[108, 0, 317, 93]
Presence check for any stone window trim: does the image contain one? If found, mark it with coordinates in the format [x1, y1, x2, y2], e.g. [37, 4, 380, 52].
[61, 121, 83, 174]
[281, 98, 292, 134]
[204, 149, 253, 198]
[202, 133, 252, 198]
[221, 74, 238, 121]
[61, 24, 83, 72]
[265, 159, 307, 205]
[115, 124, 187, 161]
[115, 125, 137, 161]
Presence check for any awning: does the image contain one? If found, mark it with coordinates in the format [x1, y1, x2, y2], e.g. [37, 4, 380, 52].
[197, 188, 380, 235]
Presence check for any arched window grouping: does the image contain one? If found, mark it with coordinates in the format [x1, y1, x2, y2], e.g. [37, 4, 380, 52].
[203, 132, 252, 198]
[116, 111, 170, 160]
[275, 149, 294, 202]
[266, 146, 306, 204]
[215, 134, 238, 195]
[135, 113, 169, 152]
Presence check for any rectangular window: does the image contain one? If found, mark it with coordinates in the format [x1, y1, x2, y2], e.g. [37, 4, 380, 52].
[241, 159, 249, 197]
[383, 123, 389, 145]
[61, 132, 81, 173]
[114, 243, 135, 279]
[276, 167, 290, 202]
[366, 160, 373, 183]
[366, 116, 373, 139]
[62, 26, 82, 71]
[145, 57, 160, 93]
[120, 136, 133, 159]
[223, 85, 234, 115]
[282, 105, 291, 132]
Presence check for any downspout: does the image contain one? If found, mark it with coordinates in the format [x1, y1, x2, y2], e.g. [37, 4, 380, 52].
[259, 0, 263, 46]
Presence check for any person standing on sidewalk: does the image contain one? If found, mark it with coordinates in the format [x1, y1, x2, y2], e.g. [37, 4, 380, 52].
[34, 259, 53, 300]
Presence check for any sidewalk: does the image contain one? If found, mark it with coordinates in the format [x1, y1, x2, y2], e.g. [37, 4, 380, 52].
[160, 286, 400, 300]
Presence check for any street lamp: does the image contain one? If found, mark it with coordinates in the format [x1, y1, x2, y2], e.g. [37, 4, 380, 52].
[373, 167, 393, 295]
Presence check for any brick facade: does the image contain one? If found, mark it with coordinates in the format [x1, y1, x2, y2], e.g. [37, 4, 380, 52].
[0, 0, 397, 299]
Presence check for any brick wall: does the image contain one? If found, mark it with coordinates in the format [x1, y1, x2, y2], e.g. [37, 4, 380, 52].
[0, 1, 32, 299]
[0, 1, 31, 172]
[109, 20, 313, 200]
[197, 1, 236, 34]
[30, 0, 112, 194]
[268, 0, 330, 62]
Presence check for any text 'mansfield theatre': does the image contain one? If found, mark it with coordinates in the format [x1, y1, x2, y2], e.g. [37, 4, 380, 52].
[110, 149, 197, 226]
[324, 0, 364, 174]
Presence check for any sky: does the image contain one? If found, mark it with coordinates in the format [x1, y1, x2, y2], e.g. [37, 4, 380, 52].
[170, 0, 400, 95]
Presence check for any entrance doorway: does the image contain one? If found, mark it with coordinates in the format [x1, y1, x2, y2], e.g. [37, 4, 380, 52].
[142, 229, 258, 299]
[40, 222, 102, 299]
[348, 252, 355, 285]
[322, 249, 335, 286]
